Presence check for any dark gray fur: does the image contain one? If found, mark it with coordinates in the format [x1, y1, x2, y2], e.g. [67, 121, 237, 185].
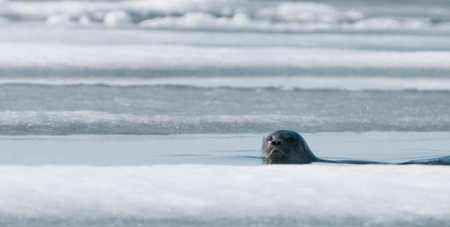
[262, 130, 450, 165]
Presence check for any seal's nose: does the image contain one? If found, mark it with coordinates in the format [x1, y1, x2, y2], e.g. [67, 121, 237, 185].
[270, 139, 282, 146]
[270, 149, 283, 155]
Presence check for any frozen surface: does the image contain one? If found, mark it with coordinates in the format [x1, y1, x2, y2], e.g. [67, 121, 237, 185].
[3, 43, 450, 69]
[1, 0, 450, 32]
[2, 88, 450, 134]
[0, 165, 449, 227]
[4, 76, 450, 90]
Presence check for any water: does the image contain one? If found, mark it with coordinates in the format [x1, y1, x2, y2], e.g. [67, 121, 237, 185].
[1, 0, 450, 226]
[1, 132, 450, 165]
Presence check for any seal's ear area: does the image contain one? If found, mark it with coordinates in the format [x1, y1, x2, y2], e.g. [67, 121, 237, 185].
[285, 136, 297, 145]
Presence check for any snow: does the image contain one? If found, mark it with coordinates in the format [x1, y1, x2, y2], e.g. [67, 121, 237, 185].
[0, 165, 449, 226]
[1, 43, 450, 69]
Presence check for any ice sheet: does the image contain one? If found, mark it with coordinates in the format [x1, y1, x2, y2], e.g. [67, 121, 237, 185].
[1, 0, 449, 32]
[0, 165, 449, 227]
[2, 43, 450, 69]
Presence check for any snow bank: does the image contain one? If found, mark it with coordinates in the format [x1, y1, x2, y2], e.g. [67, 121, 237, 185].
[2, 43, 450, 69]
[0, 0, 447, 31]
[0, 165, 449, 226]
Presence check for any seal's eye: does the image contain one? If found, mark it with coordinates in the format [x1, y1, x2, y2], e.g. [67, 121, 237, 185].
[266, 136, 273, 142]
[286, 137, 296, 145]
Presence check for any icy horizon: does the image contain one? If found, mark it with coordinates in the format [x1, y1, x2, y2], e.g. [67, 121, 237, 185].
[1, 0, 450, 32]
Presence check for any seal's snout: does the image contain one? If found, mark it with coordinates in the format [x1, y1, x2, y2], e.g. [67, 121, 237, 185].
[268, 149, 284, 159]
[266, 149, 286, 164]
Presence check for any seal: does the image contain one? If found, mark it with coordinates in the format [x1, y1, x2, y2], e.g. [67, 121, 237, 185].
[262, 130, 450, 165]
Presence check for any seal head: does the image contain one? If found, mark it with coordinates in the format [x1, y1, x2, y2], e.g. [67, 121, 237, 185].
[262, 130, 317, 164]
